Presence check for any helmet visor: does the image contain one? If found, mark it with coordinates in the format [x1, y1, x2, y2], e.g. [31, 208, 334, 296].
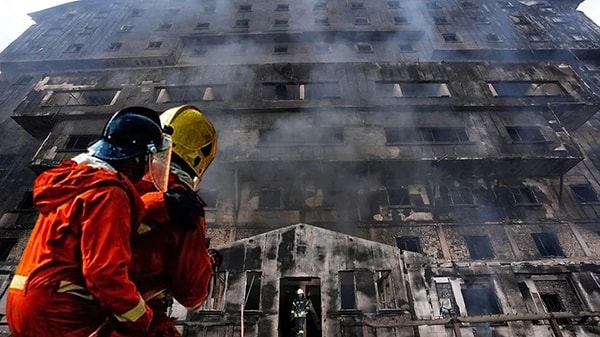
[148, 135, 173, 192]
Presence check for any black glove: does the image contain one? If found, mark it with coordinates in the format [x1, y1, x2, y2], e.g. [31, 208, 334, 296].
[163, 187, 205, 231]
[208, 248, 222, 272]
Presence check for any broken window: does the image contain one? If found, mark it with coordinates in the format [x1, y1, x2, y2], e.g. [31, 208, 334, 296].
[195, 22, 210, 30]
[244, 271, 262, 310]
[465, 235, 494, 259]
[356, 43, 374, 53]
[506, 126, 545, 142]
[388, 188, 410, 206]
[385, 127, 468, 143]
[199, 271, 227, 311]
[532, 232, 565, 257]
[461, 281, 501, 315]
[147, 41, 162, 49]
[262, 82, 340, 100]
[0, 238, 17, 261]
[44, 90, 119, 106]
[339, 271, 356, 310]
[433, 16, 449, 24]
[155, 85, 226, 102]
[351, 2, 364, 9]
[540, 293, 564, 312]
[65, 44, 83, 53]
[394, 16, 408, 24]
[440, 186, 474, 205]
[377, 82, 451, 98]
[64, 135, 98, 151]
[239, 4, 252, 12]
[315, 18, 330, 26]
[234, 19, 249, 28]
[376, 270, 397, 309]
[488, 81, 566, 97]
[276, 4, 289, 11]
[535, 279, 582, 320]
[396, 236, 421, 253]
[259, 189, 281, 209]
[274, 19, 289, 27]
[570, 184, 599, 203]
[436, 281, 458, 317]
[258, 127, 343, 146]
[273, 45, 288, 53]
[509, 186, 537, 204]
[443, 33, 460, 42]
[199, 190, 218, 209]
[16, 191, 34, 211]
[106, 42, 122, 51]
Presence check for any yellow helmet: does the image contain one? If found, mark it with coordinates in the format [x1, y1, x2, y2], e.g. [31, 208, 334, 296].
[160, 105, 217, 182]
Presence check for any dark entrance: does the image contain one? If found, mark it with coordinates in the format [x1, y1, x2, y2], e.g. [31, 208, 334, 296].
[279, 277, 322, 337]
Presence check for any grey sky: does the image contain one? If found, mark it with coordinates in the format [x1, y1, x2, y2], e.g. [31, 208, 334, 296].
[0, 0, 599, 53]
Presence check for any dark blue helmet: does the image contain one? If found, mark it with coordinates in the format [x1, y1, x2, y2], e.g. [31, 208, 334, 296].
[88, 106, 167, 161]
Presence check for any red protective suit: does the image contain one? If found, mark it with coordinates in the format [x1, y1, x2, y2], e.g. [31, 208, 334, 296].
[113, 172, 213, 337]
[6, 155, 153, 337]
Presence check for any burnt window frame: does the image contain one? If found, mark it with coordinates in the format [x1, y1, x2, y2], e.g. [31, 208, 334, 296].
[433, 15, 449, 25]
[396, 236, 422, 253]
[442, 33, 461, 43]
[276, 4, 290, 11]
[354, 17, 370, 25]
[273, 45, 289, 54]
[375, 270, 398, 310]
[106, 42, 123, 51]
[154, 85, 227, 103]
[244, 271, 262, 311]
[147, 41, 163, 49]
[387, 1, 401, 9]
[385, 127, 470, 144]
[314, 17, 330, 26]
[532, 232, 565, 257]
[234, 19, 250, 28]
[440, 186, 475, 205]
[488, 81, 567, 97]
[508, 186, 538, 205]
[388, 187, 411, 207]
[239, 4, 252, 12]
[43, 89, 120, 107]
[570, 184, 600, 204]
[339, 271, 357, 310]
[194, 22, 210, 30]
[394, 16, 408, 25]
[465, 235, 494, 259]
[355, 43, 374, 53]
[506, 126, 546, 143]
[258, 127, 344, 146]
[377, 81, 452, 98]
[156, 23, 173, 31]
[461, 281, 502, 315]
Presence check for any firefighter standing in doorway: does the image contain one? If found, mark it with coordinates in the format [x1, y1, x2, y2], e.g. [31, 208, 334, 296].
[6, 107, 172, 337]
[112, 105, 222, 337]
[290, 288, 321, 337]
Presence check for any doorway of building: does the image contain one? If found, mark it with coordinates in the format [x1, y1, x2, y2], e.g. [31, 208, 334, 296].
[279, 277, 322, 337]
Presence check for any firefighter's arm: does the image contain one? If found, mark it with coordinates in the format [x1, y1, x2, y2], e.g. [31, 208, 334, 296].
[80, 187, 153, 336]
[169, 216, 213, 310]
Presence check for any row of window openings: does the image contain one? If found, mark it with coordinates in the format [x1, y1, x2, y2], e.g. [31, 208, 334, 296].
[41, 81, 567, 107]
[208, 269, 572, 316]
[397, 232, 566, 259]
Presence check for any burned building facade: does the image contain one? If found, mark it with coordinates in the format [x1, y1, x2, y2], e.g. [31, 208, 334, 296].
[1, 0, 600, 336]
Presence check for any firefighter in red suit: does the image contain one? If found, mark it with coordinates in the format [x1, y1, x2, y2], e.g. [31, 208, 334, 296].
[115, 105, 221, 337]
[6, 107, 173, 337]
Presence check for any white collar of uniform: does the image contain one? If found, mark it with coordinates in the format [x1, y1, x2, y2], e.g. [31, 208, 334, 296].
[72, 152, 117, 172]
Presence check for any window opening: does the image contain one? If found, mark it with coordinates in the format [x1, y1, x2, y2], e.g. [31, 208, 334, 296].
[259, 189, 281, 209]
[147, 41, 162, 49]
[461, 282, 501, 315]
[239, 4, 252, 12]
[440, 186, 474, 205]
[388, 188, 410, 206]
[235, 19, 249, 28]
[385, 127, 468, 143]
[570, 184, 599, 203]
[532, 232, 565, 257]
[509, 186, 537, 204]
[64, 135, 98, 151]
[245, 271, 262, 310]
[376, 270, 397, 309]
[465, 235, 494, 259]
[396, 236, 421, 253]
[506, 126, 545, 142]
[195, 22, 210, 30]
[436, 281, 458, 317]
[339, 271, 356, 309]
[107, 42, 122, 51]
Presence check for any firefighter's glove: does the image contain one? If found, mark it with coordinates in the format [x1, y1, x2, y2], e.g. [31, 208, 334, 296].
[208, 248, 222, 272]
[164, 187, 205, 231]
